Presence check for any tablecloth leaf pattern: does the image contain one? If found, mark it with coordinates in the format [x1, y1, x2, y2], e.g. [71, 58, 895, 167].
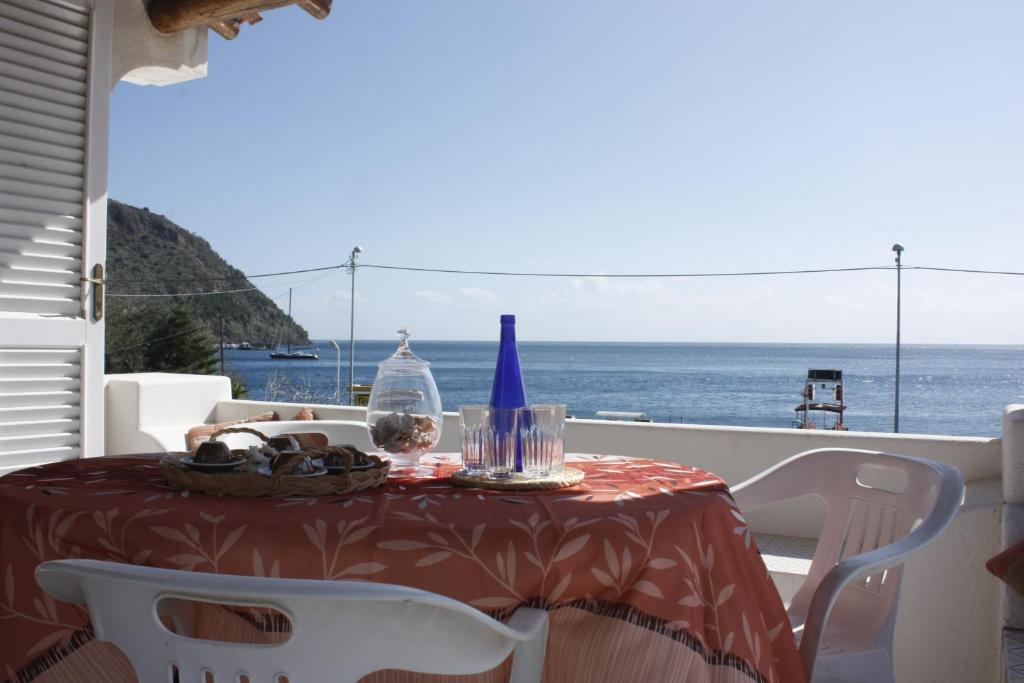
[0, 455, 803, 683]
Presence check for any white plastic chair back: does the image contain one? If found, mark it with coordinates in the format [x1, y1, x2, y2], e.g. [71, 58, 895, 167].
[731, 448, 963, 682]
[36, 560, 548, 683]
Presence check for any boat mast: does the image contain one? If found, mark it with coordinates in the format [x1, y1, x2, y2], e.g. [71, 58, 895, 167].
[286, 288, 292, 354]
[803, 374, 810, 428]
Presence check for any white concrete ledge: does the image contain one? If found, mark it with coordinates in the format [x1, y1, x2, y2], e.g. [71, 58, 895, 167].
[217, 400, 1000, 477]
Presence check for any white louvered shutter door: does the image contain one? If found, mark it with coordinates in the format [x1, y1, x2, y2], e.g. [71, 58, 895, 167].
[0, 0, 112, 475]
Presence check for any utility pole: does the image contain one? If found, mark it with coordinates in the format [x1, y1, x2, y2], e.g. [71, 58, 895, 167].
[892, 243, 904, 433]
[347, 246, 363, 405]
[329, 339, 341, 402]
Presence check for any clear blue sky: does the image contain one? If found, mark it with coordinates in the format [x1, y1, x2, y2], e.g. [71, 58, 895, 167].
[109, 0, 1024, 343]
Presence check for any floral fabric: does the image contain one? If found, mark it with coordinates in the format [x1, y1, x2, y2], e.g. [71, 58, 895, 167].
[0, 454, 803, 683]
[987, 538, 1024, 597]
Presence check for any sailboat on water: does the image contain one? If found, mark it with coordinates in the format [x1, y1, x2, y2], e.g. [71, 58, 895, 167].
[269, 288, 319, 360]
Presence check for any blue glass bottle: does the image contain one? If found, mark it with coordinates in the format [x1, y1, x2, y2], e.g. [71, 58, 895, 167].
[490, 314, 527, 470]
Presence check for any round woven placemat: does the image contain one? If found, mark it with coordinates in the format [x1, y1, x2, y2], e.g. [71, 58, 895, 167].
[451, 467, 584, 491]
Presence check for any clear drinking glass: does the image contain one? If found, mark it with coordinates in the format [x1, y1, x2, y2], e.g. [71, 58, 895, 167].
[485, 407, 519, 480]
[459, 405, 490, 475]
[519, 404, 566, 477]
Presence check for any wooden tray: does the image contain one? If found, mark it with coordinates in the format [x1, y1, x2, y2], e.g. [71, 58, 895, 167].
[161, 427, 389, 497]
[160, 453, 389, 497]
[451, 467, 584, 491]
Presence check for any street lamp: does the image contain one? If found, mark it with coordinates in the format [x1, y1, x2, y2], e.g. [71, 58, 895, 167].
[347, 246, 362, 406]
[892, 243, 904, 433]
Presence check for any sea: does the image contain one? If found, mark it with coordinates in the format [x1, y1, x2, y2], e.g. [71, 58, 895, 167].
[223, 342, 1024, 438]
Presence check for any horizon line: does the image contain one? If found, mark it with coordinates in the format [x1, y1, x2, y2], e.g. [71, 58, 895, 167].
[302, 338, 1024, 347]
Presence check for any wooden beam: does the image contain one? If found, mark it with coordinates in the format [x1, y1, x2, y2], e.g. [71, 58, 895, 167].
[297, 0, 331, 20]
[147, 0, 331, 36]
[209, 19, 241, 39]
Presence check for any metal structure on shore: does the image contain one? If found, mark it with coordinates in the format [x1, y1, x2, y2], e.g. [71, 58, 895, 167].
[794, 369, 847, 431]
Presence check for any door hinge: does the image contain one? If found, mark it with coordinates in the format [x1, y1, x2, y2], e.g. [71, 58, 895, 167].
[82, 264, 105, 321]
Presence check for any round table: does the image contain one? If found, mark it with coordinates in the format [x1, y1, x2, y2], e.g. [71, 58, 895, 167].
[0, 453, 803, 682]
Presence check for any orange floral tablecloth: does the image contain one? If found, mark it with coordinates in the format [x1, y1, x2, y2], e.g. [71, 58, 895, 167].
[0, 454, 803, 683]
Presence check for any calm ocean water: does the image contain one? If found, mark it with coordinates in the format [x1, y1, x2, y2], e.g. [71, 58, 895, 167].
[225, 342, 1024, 437]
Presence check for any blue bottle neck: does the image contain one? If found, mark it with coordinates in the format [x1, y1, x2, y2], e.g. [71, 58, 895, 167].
[499, 322, 517, 345]
[491, 320, 526, 409]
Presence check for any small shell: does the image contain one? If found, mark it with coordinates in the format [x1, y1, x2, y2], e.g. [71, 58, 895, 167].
[371, 412, 438, 454]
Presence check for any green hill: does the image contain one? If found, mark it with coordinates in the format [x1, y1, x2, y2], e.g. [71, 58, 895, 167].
[105, 200, 309, 347]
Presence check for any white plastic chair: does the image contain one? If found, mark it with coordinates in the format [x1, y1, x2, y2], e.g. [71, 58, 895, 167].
[731, 448, 964, 683]
[36, 559, 548, 683]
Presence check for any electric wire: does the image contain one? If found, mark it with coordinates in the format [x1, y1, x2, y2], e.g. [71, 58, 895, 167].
[104, 263, 1024, 299]
[108, 266, 340, 299]
[104, 270, 332, 354]
[106, 325, 203, 354]
[106, 263, 893, 296]
[107, 286, 261, 298]
[908, 266, 1024, 277]
[359, 264, 894, 278]
[101, 260, 1024, 352]
[111, 262, 881, 285]
[112, 263, 348, 284]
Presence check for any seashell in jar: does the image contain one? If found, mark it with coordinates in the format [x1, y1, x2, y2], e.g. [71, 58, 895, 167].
[370, 412, 439, 454]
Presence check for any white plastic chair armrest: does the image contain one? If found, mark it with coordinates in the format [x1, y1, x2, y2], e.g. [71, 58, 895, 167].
[505, 606, 548, 641]
[505, 607, 549, 683]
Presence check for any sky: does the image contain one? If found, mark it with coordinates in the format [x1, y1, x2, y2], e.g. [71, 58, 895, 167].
[108, 0, 1024, 343]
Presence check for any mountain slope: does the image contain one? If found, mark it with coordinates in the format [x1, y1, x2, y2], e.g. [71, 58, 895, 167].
[106, 200, 309, 346]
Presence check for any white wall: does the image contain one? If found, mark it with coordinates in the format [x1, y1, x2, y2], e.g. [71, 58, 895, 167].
[218, 399, 1000, 486]
[113, 0, 207, 85]
[105, 373, 230, 454]
[894, 478, 1001, 683]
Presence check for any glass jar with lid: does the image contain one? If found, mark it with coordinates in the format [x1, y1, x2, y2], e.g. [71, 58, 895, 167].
[366, 328, 443, 469]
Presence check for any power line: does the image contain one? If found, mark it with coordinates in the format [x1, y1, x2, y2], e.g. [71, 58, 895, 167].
[289, 267, 339, 292]
[112, 264, 347, 285]
[363, 263, 1024, 277]
[359, 264, 896, 278]
[907, 266, 1024, 277]
[112, 263, 898, 291]
[107, 286, 261, 298]
[103, 262, 1024, 299]
[105, 261, 1024, 289]
[109, 262, 893, 285]
[107, 268, 339, 300]
[106, 326, 199, 354]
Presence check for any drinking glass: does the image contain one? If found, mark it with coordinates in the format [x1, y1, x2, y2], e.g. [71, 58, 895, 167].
[459, 405, 490, 475]
[519, 404, 566, 477]
[485, 407, 519, 480]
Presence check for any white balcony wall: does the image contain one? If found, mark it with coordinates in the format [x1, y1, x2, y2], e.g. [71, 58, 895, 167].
[104, 383, 1005, 682]
[215, 398, 1004, 682]
[105, 372, 230, 454]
